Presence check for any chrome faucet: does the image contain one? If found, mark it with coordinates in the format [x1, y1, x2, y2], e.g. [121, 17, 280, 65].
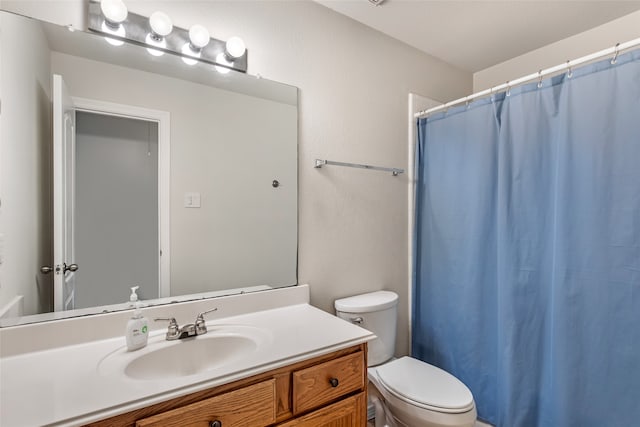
[155, 308, 218, 341]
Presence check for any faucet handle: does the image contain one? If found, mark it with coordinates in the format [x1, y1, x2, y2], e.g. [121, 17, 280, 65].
[154, 317, 179, 339]
[195, 308, 218, 335]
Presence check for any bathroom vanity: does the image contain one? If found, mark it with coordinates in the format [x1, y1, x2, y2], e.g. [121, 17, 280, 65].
[87, 344, 367, 427]
[0, 286, 374, 426]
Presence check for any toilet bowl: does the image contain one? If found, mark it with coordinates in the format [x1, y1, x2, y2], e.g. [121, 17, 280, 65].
[369, 358, 476, 427]
[335, 291, 476, 427]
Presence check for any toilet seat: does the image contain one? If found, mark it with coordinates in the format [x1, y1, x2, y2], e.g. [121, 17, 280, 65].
[376, 357, 475, 414]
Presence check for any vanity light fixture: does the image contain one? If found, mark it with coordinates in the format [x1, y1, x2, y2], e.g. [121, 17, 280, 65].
[146, 11, 172, 56]
[181, 24, 210, 65]
[100, 0, 127, 46]
[88, 0, 248, 73]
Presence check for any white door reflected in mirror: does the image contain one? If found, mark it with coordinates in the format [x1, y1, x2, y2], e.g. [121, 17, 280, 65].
[52, 74, 77, 311]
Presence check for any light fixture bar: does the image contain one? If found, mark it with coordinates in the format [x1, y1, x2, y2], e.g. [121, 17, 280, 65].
[87, 0, 247, 73]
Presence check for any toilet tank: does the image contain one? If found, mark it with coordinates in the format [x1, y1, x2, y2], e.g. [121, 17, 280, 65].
[334, 291, 398, 366]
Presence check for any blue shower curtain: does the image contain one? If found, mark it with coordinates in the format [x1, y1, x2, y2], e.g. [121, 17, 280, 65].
[413, 51, 640, 427]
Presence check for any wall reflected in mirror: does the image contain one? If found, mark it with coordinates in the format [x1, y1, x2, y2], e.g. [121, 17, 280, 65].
[0, 10, 298, 327]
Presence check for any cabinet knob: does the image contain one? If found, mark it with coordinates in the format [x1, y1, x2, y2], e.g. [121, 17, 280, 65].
[209, 421, 222, 427]
[329, 377, 339, 388]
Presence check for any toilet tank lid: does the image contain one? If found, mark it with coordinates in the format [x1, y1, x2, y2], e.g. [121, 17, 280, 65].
[334, 291, 398, 313]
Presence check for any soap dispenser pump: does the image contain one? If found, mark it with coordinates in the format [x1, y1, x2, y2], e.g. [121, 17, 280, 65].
[126, 286, 148, 351]
[129, 285, 140, 307]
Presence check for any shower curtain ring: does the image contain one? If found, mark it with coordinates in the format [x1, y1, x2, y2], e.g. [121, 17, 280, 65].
[537, 70, 543, 88]
[566, 60, 573, 78]
[506, 81, 511, 97]
[611, 42, 620, 65]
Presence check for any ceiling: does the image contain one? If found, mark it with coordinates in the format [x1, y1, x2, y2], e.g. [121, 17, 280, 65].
[314, 0, 640, 73]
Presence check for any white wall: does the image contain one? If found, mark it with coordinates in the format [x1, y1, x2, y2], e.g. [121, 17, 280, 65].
[1, 0, 472, 355]
[0, 13, 53, 316]
[474, 10, 640, 90]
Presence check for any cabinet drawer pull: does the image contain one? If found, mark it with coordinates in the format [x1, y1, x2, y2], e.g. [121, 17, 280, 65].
[329, 377, 339, 388]
[210, 420, 222, 427]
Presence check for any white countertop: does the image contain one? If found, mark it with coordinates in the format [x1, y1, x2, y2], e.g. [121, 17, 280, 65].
[0, 289, 375, 427]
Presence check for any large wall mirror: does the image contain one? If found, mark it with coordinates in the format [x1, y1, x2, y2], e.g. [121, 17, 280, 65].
[0, 10, 298, 327]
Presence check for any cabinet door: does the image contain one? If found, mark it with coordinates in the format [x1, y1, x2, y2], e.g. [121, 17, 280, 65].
[278, 392, 366, 427]
[292, 351, 364, 414]
[135, 379, 276, 427]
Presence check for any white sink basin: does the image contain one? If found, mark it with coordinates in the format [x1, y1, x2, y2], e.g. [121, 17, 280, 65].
[98, 325, 271, 381]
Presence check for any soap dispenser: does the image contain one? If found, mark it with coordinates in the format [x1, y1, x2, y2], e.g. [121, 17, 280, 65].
[126, 286, 148, 351]
[128, 285, 140, 307]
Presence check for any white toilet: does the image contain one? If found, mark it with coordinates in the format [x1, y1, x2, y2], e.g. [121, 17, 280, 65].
[335, 291, 477, 427]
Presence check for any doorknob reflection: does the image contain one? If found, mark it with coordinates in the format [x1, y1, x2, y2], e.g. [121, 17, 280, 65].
[40, 264, 78, 274]
[40, 266, 54, 274]
[63, 263, 79, 273]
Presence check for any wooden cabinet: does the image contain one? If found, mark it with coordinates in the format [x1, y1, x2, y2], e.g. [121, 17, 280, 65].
[84, 343, 367, 427]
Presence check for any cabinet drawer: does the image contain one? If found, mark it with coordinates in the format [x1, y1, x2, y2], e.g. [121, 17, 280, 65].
[292, 351, 365, 414]
[135, 379, 276, 427]
[278, 392, 366, 427]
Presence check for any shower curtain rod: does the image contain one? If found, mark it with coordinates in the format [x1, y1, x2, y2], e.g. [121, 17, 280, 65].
[415, 36, 640, 118]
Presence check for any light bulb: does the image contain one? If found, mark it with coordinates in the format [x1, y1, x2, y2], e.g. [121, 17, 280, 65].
[101, 0, 128, 25]
[145, 33, 165, 56]
[189, 24, 210, 49]
[146, 12, 171, 57]
[181, 43, 199, 65]
[100, 0, 127, 46]
[225, 36, 245, 59]
[181, 24, 208, 65]
[149, 11, 173, 37]
[101, 21, 125, 46]
[215, 52, 231, 74]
